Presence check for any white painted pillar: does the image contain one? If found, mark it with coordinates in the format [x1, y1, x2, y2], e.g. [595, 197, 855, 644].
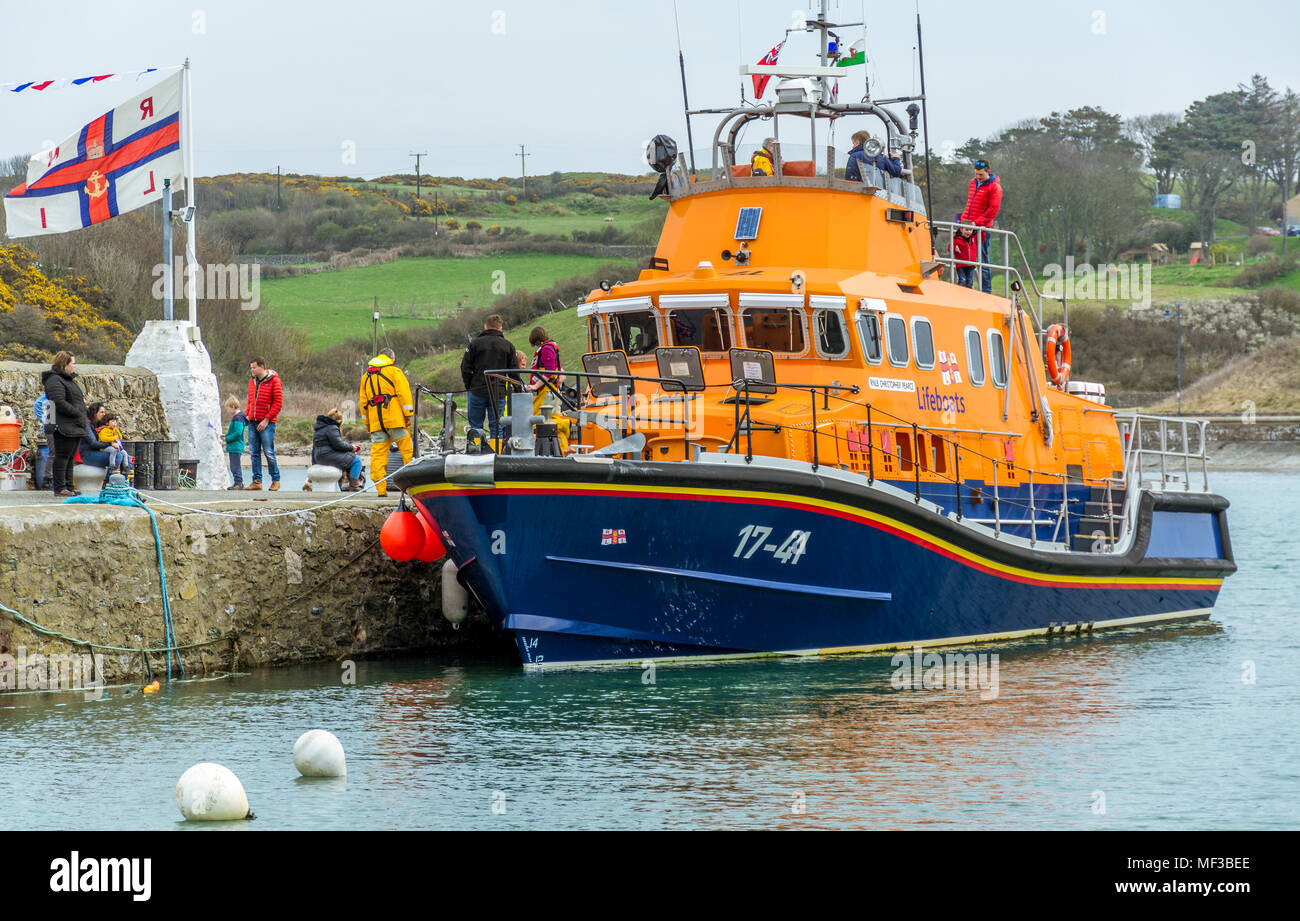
[125, 321, 228, 490]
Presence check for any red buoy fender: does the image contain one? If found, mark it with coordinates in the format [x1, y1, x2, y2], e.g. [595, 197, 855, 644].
[380, 509, 425, 562]
[415, 513, 446, 562]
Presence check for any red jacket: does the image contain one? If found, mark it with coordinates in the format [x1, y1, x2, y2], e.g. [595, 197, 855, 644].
[247, 370, 283, 423]
[951, 231, 978, 264]
[961, 174, 1002, 227]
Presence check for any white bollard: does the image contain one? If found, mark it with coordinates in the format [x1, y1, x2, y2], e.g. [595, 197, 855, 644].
[293, 729, 347, 777]
[175, 763, 251, 821]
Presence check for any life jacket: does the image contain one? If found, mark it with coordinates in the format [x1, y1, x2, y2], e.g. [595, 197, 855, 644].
[361, 355, 412, 435]
[751, 148, 774, 176]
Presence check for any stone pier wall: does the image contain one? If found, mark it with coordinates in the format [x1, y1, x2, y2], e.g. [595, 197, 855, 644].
[0, 361, 171, 444]
[0, 498, 501, 690]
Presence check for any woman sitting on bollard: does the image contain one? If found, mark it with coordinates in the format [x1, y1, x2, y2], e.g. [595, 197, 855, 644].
[311, 409, 365, 492]
[79, 403, 130, 481]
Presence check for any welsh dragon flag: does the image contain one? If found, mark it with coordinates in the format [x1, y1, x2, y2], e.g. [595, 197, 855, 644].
[4, 73, 183, 238]
[751, 40, 785, 99]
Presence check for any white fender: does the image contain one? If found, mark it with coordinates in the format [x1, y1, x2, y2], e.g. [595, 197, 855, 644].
[175, 763, 250, 821]
[293, 729, 347, 777]
[442, 558, 468, 626]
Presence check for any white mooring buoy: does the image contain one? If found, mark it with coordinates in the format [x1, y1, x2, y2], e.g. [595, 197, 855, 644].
[175, 763, 251, 821]
[293, 729, 347, 777]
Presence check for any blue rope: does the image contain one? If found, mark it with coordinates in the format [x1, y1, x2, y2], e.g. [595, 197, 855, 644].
[62, 479, 185, 680]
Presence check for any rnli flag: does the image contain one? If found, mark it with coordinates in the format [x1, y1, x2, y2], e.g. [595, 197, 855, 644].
[3, 73, 183, 238]
[751, 40, 785, 99]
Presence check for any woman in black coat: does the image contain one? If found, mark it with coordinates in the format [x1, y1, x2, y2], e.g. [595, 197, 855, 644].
[311, 410, 365, 491]
[41, 351, 87, 497]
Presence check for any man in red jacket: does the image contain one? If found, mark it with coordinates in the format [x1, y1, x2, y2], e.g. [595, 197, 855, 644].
[960, 158, 1003, 293]
[245, 357, 283, 490]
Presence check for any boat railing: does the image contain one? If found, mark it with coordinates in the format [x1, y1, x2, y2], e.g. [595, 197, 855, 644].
[457, 367, 1136, 554]
[929, 220, 1068, 333]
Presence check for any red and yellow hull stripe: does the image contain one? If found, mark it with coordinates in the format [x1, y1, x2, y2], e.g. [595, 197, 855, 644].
[408, 480, 1225, 592]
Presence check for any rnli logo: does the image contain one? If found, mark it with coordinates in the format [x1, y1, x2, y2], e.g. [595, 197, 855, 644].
[84, 170, 108, 200]
[86, 140, 104, 159]
[937, 350, 962, 386]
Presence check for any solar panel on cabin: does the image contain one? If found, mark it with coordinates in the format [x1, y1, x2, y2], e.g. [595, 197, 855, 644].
[734, 207, 762, 240]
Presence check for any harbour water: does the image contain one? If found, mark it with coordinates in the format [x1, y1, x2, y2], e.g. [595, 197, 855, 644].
[1, 470, 1296, 830]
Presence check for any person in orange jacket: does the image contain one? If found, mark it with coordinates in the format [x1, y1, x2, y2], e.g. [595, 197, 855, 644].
[359, 349, 414, 497]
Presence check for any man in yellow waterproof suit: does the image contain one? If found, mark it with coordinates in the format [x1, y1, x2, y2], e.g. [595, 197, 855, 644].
[359, 349, 414, 497]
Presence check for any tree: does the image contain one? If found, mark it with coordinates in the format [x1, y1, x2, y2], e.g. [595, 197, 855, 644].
[1234, 75, 1281, 233]
[1125, 112, 1180, 195]
[1267, 88, 1300, 254]
[1168, 89, 1251, 243]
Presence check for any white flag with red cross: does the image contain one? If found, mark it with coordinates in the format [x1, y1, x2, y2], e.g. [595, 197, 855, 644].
[3, 72, 183, 238]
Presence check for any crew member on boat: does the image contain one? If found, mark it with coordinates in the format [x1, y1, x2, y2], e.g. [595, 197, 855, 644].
[845, 130, 903, 182]
[360, 348, 414, 497]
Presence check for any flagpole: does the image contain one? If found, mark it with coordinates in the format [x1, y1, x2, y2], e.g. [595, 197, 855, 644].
[182, 59, 198, 325]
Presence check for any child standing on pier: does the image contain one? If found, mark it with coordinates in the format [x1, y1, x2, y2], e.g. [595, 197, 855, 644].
[225, 397, 247, 490]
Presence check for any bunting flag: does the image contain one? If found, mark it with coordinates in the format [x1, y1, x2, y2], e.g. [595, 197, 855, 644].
[751, 40, 785, 99]
[2, 68, 163, 94]
[3, 72, 183, 238]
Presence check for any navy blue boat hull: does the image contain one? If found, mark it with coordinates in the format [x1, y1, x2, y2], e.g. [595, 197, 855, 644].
[395, 457, 1234, 668]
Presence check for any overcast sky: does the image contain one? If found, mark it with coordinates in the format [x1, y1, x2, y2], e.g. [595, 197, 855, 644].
[2, 0, 1297, 179]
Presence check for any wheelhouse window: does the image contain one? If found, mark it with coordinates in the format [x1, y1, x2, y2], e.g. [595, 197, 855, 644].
[964, 326, 985, 386]
[911, 318, 935, 369]
[813, 309, 850, 359]
[884, 313, 909, 367]
[988, 329, 1008, 388]
[666, 308, 731, 351]
[742, 308, 806, 353]
[586, 317, 603, 354]
[856, 312, 883, 364]
[608, 311, 659, 357]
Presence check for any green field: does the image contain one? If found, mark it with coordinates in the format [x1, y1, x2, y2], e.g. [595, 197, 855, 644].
[262, 253, 614, 349]
[407, 304, 587, 389]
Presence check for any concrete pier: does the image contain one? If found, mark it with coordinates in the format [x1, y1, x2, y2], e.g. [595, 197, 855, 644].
[0, 489, 502, 691]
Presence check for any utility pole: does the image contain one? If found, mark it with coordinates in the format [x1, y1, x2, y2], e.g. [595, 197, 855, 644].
[516, 144, 530, 196]
[275, 165, 281, 211]
[434, 189, 440, 235]
[410, 151, 427, 219]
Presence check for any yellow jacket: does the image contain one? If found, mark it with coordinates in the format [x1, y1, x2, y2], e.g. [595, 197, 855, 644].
[751, 149, 773, 176]
[359, 355, 414, 433]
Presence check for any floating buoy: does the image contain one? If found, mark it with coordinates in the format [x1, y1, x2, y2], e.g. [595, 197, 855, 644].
[380, 508, 425, 562]
[142, 680, 160, 694]
[292, 729, 347, 777]
[416, 514, 446, 562]
[442, 558, 468, 626]
[175, 763, 251, 821]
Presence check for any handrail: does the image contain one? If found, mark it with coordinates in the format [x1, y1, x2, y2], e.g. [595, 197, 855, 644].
[929, 220, 1068, 334]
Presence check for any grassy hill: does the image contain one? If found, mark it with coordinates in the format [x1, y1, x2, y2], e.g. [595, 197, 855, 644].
[1150, 337, 1300, 414]
[261, 253, 614, 349]
[406, 304, 588, 391]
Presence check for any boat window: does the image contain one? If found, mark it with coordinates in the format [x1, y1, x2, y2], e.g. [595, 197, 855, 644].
[856, 312, 883, 364]
[988, 329, 1008, 388]
[911, 318, 935, 369]
[964, 326, 985, 386]
[742, 308, 806, 354]
[884, 314, 909, 367]
[586, 317, 603, 354]
[667, 308, 731, 351]
[813, 309, 850, 359]
[608, 311, 660, 358]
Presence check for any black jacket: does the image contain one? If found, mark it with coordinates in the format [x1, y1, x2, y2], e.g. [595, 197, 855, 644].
[460, 328, 517, 398]
[312, 415, 355, 470]
[42, 369, 88, 439]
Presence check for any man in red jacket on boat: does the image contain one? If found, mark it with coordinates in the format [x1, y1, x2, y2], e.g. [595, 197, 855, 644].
[960, 158, 1002, 293]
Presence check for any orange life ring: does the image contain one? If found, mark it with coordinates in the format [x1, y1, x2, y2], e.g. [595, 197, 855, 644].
[1044, 324, 1071, 388]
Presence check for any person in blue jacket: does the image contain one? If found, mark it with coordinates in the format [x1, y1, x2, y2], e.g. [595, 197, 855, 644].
[845, 130, 903, 183]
